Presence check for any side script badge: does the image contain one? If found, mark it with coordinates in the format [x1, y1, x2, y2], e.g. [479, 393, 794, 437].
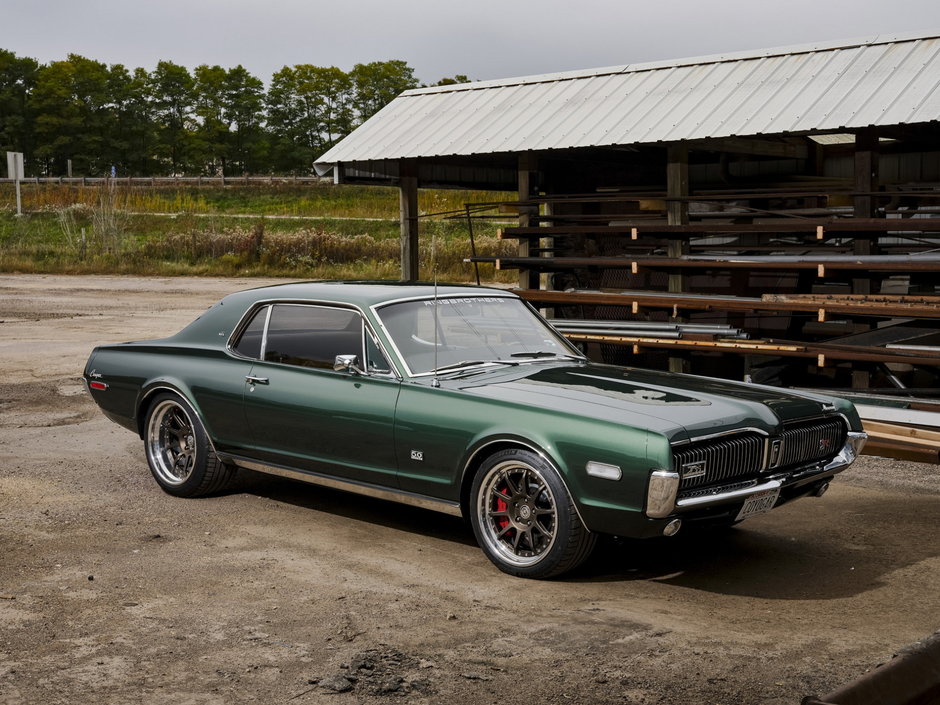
[410, 450, 424, 462]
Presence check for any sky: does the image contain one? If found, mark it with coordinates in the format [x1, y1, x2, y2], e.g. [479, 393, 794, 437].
[5, 0, 940, 84]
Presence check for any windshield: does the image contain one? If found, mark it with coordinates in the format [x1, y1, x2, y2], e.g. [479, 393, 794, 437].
[376, 296, 582, 375]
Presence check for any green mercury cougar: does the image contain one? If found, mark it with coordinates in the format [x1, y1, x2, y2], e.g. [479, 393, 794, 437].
[84, 281, 867, 578]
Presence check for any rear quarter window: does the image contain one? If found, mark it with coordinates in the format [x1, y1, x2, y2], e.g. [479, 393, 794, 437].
[231, 305, 268, 359]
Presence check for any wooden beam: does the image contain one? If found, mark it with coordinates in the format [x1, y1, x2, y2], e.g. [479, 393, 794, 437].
[666, 144, 690, 373]
[516, 288, 940, 319]
[517, 153, 540, 290]
[688, 136, 810, 159]
[853, 130, 880, 296]
[476, 255, 940, 273]
[399, 159, 419, 281]
[498, 220, 940, 236]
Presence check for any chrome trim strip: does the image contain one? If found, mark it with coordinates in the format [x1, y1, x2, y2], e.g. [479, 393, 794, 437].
[670, 426, 770, 447]
[225, 456, 463, 517]
[822, 431, 868, 472]
[259, 304, 272, 359]
[676, 479, 783, 509]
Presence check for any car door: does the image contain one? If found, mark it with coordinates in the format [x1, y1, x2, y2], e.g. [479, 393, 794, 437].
[239, 303, 401, 487]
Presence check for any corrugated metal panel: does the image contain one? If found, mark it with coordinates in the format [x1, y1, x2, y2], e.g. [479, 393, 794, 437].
[315, 31, 940, 171]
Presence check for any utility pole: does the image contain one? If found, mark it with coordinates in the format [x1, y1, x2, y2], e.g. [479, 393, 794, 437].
[6, 152, 24, 216]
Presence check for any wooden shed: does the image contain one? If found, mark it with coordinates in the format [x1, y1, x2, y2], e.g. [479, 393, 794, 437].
[316, 31, 940, 451]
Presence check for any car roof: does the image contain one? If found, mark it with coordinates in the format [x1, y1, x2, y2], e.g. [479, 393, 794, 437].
[169, 281, 519, 346]
[225, 280, 517, 309]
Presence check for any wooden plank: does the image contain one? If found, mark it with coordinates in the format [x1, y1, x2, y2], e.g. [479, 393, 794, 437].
[861, 438, 939, 463]
[561, 330, 940, 366]
[498, 219, 940, 237]
[517, 288, 940, 320]
[863, 421, 940, 445]
[765, 293, 940, 303]
[478, 256, 940, 272]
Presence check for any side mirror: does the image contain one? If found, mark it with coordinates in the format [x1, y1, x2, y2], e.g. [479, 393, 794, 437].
[334, 354, 364, 375]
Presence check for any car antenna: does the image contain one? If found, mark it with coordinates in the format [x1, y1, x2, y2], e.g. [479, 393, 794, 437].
[431, 223, 441, 388]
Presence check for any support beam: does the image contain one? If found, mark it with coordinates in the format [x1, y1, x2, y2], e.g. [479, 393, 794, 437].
[518, 153, 540, 290]
[666, 144, 690, 373]
[851, 130, 880, 388]
[688, 136, 810, 159]
[399, 160, 419, 282]
[852, 130, 880, 297]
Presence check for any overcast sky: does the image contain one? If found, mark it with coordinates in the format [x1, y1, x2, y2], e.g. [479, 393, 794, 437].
[6, 0, 940, 83]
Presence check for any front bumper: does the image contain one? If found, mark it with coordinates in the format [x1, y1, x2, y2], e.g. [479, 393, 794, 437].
[652, 431, 867, 516]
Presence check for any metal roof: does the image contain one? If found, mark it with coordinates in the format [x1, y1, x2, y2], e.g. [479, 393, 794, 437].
[315, 31, 940, 172]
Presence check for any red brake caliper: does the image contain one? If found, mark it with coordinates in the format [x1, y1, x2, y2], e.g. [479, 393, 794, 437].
[495, 484, 510, 533]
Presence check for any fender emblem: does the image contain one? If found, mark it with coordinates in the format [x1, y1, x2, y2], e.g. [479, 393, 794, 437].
[410, 450, 424, 461]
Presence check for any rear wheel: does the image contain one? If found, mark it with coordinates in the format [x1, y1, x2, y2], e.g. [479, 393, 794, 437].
[470, 448, 596, 579]
[144, 392, 234, 497]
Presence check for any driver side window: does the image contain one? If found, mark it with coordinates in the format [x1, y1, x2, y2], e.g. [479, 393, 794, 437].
[263, 304, 363, 370]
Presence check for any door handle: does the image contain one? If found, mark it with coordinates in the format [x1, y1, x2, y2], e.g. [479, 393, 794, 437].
[245, 375, 269, 385]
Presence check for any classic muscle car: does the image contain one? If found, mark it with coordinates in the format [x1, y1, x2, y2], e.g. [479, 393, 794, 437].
[83, 282, 867, 578]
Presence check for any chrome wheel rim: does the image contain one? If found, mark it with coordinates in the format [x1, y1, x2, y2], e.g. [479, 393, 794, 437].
[477, 459, 557, 567]
[146, 400, 197, 486]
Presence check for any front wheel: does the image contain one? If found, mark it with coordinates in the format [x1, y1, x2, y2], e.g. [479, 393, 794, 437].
[470, 448, 596, 579]
[144, 392, 234, 497]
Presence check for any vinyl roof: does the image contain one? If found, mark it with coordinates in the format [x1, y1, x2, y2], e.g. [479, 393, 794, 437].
[315, 30, 940, 172]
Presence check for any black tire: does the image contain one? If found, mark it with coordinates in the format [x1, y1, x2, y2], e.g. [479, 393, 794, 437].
[143, 392, 234, 497]
[470, 448, 596, 579]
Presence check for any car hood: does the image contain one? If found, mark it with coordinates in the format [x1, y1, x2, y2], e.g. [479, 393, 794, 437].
[451, 363, 836, 443]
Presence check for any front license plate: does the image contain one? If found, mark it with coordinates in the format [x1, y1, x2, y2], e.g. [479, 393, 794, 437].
[735, 488, 781, 521]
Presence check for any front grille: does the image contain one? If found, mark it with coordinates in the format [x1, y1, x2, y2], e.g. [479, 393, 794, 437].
[673, 432, 765, 490]
[779, 417, 846, 468]
[672, 416, 847, 493]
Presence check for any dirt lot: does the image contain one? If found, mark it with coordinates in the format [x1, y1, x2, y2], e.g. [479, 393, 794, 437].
[1, 274, 938, 705]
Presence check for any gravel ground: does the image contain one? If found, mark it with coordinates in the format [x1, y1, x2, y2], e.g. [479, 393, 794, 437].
[1, 274, 938, 705]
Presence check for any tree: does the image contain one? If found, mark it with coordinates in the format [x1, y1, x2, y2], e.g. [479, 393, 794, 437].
[0, 49, 39, 173]
[296, 64, 353, 151]
[107, 65, 156, 175]
[148, 61, 195, 174]
[192, 64, 229, 174]
[222, 65, 266, 174]
[432, 74, 470, 86]
[349, 60, 419, 123]
[266, 64, 354, 172]
[32, 54, 112, 175]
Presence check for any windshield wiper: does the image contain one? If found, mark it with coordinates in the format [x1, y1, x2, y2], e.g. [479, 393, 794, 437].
[509, 351, 584, 360]
[431, 359, 518, 374]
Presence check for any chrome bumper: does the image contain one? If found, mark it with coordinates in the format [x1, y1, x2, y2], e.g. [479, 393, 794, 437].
[650, 431, 868, 516]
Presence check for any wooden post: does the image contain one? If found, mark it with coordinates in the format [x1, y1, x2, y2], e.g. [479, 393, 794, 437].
[517, 153, 540, 290]
[666, 144, 690, 291]
[851, 130, 880, 388]
[399, 159, 419, 282]
[852, 130, 879, 295]
[667, 145, 690, 373]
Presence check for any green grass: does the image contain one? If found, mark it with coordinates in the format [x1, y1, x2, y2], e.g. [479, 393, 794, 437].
[0, 182, 509, 220]
[0, 183, 516, 282]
